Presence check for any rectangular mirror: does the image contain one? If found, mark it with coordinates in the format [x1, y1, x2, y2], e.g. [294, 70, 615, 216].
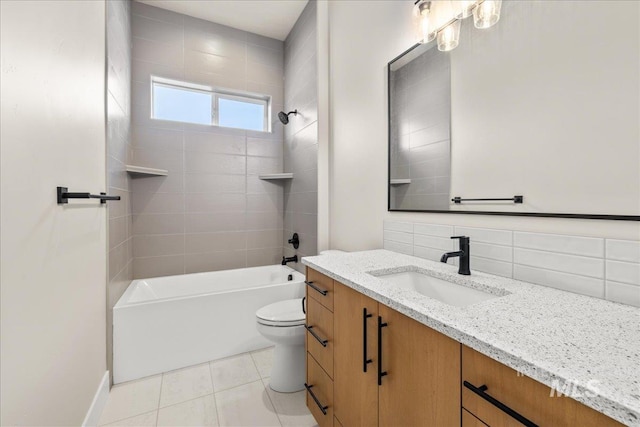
[388, 1, 640, 220]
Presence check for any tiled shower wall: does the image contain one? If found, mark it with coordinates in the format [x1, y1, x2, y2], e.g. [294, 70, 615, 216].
[389, 45, 451, 210]
[383, 220, 640, 307]
[130, 2, 286, 278]
[106, 0, 133, 379]
[283, 1, 319, 273]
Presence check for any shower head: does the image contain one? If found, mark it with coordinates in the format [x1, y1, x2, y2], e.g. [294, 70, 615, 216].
[278, 109, 298, 125]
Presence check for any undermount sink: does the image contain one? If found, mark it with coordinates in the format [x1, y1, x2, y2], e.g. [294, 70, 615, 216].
[378, 271, 500, 307]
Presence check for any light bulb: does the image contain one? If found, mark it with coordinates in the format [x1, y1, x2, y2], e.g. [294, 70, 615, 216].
[454, 0, 477, 19]
[413, 1, 436, 44]
[473, 0, 502, 29]
[437, 19, 461, 52]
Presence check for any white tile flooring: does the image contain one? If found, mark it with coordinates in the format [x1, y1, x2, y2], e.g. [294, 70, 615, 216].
[99, 347, 317, 427]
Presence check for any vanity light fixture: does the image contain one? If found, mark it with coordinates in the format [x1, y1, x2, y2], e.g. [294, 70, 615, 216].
[473, 0, 502, 29]
[412, 0, 502, 51]
[413, 0, 436, 44]
[437, 19, 461, 51]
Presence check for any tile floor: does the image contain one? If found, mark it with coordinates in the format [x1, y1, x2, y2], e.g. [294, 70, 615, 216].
[98, 347, 317, 427]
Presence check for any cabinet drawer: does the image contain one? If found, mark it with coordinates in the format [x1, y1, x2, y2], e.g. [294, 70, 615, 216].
[306, 353, 334, 427]
[306, 268, 334, 311]
[306, 296, 334, 378]
[462, 346, 622, 427]
[462, 409, 488, 427]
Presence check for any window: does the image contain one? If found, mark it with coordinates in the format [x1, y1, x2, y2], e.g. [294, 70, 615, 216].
[151, 77, 270, 132]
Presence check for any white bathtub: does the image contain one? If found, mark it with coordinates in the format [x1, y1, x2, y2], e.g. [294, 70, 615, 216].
[113, 265, 305, 384]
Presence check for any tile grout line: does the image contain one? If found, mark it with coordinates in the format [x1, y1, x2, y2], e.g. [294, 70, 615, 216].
[155, 373, 164, 427]
[100, 410, 159, 427]
[206, 358, 222, 427]
[248, 351, 283, 427]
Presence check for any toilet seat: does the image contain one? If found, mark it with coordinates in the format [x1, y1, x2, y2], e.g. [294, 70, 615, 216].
[256, 298, 305, 327]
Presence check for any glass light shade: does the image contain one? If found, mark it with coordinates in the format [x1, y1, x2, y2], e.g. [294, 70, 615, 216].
[437, 19, 461, 51]
[454, 0, 477, 19]
[413, 1, 436, 44]
[473, 0, 502, 29]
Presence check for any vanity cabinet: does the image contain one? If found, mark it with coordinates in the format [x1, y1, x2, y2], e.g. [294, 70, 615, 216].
[307, 268, 461, 427]
[305, 267, 623, 427]
[462, 346, 623, 427]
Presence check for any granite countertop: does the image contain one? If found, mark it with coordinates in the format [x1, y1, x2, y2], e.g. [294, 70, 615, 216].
[302, 249, 640, 426]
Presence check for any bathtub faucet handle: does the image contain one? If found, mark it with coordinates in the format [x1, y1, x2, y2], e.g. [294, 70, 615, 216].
[288, 233, 300, 249]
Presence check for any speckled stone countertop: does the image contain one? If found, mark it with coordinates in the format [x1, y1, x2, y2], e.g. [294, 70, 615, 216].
[302, 250, 640, 426]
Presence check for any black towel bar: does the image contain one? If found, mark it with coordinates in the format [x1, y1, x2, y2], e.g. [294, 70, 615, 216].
[452, 195, 523, 204]
[57, 187, 121, 204]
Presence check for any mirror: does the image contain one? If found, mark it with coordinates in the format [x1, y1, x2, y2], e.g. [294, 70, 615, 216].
[388, 1, 640, 220]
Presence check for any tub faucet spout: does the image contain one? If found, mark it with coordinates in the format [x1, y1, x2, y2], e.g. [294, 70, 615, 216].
[282, 255, 298, 265]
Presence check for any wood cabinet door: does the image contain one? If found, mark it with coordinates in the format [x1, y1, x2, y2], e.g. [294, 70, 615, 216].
[333, 282, 379, 427]
[378, 304, 461, 427]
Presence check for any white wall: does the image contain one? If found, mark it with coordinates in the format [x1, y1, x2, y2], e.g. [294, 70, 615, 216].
[328, 0, 640, 253]
[449, 1, 639, 215]
[0, 1, 107, 424]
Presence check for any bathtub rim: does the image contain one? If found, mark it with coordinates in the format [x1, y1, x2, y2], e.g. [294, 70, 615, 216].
[114, 264, 305, 309]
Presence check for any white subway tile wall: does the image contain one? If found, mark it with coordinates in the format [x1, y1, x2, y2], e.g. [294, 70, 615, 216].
[383, 221, 640, 307]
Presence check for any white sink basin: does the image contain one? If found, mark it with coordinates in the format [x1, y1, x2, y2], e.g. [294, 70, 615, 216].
[379, 271, 500, 307]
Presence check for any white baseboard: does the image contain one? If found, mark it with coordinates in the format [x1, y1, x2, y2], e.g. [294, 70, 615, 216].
[82, 371, 110, 427]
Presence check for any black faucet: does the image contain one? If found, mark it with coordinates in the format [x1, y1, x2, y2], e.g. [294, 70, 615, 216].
[440, 236, 470, 275]
[282, 255, 298, 265]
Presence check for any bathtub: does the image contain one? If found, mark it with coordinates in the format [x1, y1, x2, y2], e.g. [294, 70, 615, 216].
[113, 265, 305, 384]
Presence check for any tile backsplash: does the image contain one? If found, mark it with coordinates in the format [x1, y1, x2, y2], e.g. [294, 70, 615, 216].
[383, 220, 640, 307]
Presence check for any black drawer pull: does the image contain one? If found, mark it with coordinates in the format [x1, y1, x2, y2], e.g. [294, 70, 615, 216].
[377, 316, 388, 385]
[305, 280, 328, 296]
[304, 325, 328, 347]
[304, 383, 328, 415]
[363, 308, 373, 372]
[463, 381, 538, 427]
[302, 296, 306, 314]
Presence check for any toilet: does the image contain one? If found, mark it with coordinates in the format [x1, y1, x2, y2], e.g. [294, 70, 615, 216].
[256, 298, 306, 392]
[256, 251, 345, 393]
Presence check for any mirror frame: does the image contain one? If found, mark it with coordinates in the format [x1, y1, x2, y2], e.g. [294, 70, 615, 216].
[387, 43, 640, 221]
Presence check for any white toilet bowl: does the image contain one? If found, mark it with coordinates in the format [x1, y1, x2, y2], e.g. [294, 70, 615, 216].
[256, 298, 306, 393]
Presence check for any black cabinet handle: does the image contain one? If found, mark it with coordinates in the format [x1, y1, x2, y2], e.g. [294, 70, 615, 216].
[377, 316, 388, 385]
[304, 383, 328, 415]
[363, 308, 373, 372]
[305, 280, 328, 296]
[463, 381, 538, 427]
[301, 296, 306, 314]
[304, 325, 328, 347]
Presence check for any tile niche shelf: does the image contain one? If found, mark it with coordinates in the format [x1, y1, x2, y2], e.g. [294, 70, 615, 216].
[390, 178, 411, 185]
[125, 165, 169, 177]
[258, 173, 294, 180]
